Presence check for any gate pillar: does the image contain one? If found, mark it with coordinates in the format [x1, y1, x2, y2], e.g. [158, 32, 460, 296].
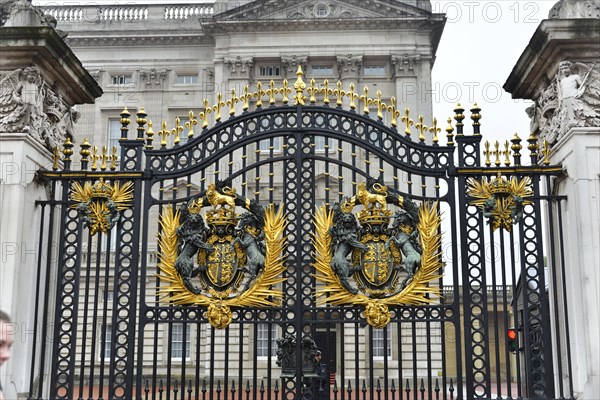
[0, 11, 102, 399]
[503, 5, 600, 396]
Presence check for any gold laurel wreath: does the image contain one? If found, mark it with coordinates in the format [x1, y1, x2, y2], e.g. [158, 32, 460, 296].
[156, 204, 288, 327]
[313, 201, 443, 327]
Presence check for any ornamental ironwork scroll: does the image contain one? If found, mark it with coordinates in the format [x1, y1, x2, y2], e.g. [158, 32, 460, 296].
[313, 180, 443, 328]
[156, 182, 287, 329]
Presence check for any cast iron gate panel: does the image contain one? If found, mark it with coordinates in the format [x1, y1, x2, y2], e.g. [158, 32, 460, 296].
[30, 76, 574, 400]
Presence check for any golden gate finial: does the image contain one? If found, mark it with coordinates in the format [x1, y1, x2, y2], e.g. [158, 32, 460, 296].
[294, 65, 306, 105]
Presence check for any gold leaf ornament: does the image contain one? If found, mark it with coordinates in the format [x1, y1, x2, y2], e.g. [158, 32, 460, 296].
[156, 204, 288, 329]
[69, 178, 134, 235]
[313, 201, 443, 328]
[467, 175, 533, 232]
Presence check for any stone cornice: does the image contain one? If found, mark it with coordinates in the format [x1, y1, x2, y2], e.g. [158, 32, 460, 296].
[206, 16, 445, 34]
[0, 26, 102, 104]
[214, 0, 435, 21]
[504, 19, 600, 100]
[64, 34, 214, 48]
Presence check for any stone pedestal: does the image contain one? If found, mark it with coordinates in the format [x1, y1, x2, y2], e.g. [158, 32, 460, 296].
[549, 127, 600, 397]
[1, 8, 101, 398]
[0, 134, 56, 398]
[503, 2, 600, 397]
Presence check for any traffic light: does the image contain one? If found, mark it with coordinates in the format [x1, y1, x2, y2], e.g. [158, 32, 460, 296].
[507, 328, 518, 353]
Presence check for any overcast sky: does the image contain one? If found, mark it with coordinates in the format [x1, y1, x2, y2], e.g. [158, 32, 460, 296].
[34, 0, 557, 145]
[430, 1, 555, 146]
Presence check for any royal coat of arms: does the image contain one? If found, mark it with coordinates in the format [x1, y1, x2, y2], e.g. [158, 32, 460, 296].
[156, 181, 287, 329]
[313, 180, 443, 328]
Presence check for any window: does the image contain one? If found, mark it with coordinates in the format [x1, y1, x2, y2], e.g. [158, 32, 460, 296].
[311, 66, 333, 76]
[257, 324, 278, 357]
[259, 66, 281, 77]
[111, 75, 133, 85]
[108, 119, 121, 154]
[171, 324, 191, 360]
[99, 324, 112, 360]
[364, 66, 386, 76]
[315, 4, 329, 17]
[315, 136, 332, 152]
[176, 74, 198, 84]
[372, 325, 392, 358]
[259, 137, 282, 152]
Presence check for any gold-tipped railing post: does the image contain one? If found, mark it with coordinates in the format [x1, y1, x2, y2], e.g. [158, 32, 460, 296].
[136, 107, 147, 140]
[445, 117, 454, 146]
[511, 133, 522, 166]
[80, 138, 91, 170]
[527, 133, 539, 164]
[454, 104, 465, 136]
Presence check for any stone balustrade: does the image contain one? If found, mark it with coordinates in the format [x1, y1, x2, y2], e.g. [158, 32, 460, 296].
[40, 4, 214, 23]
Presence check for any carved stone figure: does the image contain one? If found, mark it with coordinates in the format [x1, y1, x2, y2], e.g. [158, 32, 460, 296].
[329, 203, 368, 294]
[1, 0, 68, 36]
[546, 61, 600, 142]
[549, 0, 600, 19]
[0, 66, 80, 150]
[0, 67, 43, 135]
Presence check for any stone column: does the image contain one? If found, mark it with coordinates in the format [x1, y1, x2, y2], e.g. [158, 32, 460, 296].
[0, 5, 101, 397]
[281, 55, 307, 81]
[336, 54, 362, 85]
[391, 53, 432, 122]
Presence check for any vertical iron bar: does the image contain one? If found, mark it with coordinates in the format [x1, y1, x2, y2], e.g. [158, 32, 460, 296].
[29, 204, 46, 399]
[37, 184, 57, 400]
[499, 228, 512, 399]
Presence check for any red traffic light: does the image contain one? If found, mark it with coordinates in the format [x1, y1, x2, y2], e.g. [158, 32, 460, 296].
[507, 328, 517, 340]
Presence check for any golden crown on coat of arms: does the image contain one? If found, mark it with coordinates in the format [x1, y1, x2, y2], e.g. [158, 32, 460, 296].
[90, 178, 114, 200]
[205, 208, 239, 226]
[488, 175, 513, 196]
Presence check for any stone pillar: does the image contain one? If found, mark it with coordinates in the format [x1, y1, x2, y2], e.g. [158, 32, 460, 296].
[336, 54, 362, 85]
[222, 55, 254, 113]
[391, 53, 432, 122]
[281, 55, 307, 81]
[0, 5, 102, 397]
[549, 127, 600, 397]
[503, 2, 600, 397]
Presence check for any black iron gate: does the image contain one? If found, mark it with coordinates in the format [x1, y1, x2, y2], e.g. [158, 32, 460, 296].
[29, 71, 575, 400]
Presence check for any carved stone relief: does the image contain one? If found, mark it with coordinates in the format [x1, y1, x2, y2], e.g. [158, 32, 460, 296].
[281, 55, 308, 79]
[528, 61, 599, 143]
[1, 0, 68, 37]
[391, 54, 422, 77]
[0, 66, 80, 150]
[285, 2, 358, 19]
[548, 0, 600, 19]
[139, 68, 168, 87]
[336, 54, 362, 80]
[224, 56, 254, 80]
